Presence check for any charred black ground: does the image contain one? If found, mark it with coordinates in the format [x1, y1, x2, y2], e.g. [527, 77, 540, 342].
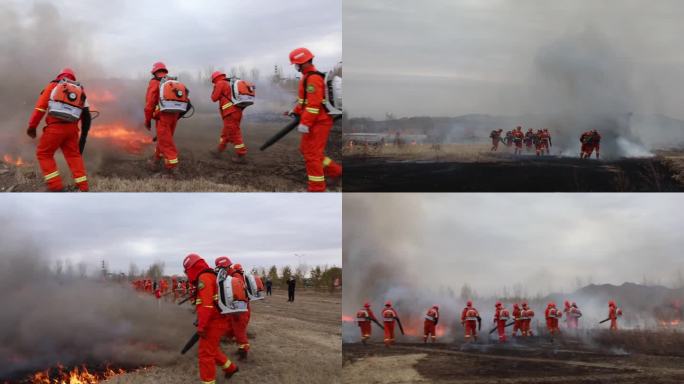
[343, 330, 684, 384]
[343, 155, 683, 192]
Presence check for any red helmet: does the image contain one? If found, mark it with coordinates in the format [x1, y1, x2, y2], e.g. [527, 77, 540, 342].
[289, 47, 314, 65]
[609, 300, 616, 307]
[522, 301, 528, 307]
[57, 67, 76, 81]
[385, 300, 392, 307]
[215, 256, 232, 268]
[151, 61, 168, 75]
[183, 253, 209, 281]
[495, 301, 502, 308]
[564, 300, 570, 307]
[433, 305, 439, 310]
[232, 263, 244, 273]
[513, 303, 520, 308]
[211, 71, 225, 83]
[466, 300, 473, 307]
[363, 302, 370, 308]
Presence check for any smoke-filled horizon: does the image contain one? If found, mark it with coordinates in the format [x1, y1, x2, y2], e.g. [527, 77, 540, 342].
[2, 0, 341, 79]
[344, 193, 684, 299]
[0, 194, 342, 277]
[342, 194, 684, 338]
[344, 0, 684, 157]
[345, 0, 684, 120]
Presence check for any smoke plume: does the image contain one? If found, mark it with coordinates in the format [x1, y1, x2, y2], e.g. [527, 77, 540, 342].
[0, 223, 191, 380]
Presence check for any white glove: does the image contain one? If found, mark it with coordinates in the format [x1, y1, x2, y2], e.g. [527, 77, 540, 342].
[297, 124, 310, 133]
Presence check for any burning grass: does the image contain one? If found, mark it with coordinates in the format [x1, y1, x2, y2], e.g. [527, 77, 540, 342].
[26, 364, 128, 384]
[88, 123, 152, 155]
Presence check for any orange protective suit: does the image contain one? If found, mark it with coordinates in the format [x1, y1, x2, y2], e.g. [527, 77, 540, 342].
[228, 270, 250, 358]
[145, 77, 181, 169]
[293, 66, 342, 191]
[608, 303, 621, 331]
[27, 79, 89, 191]
[512, 304, 522, 336]
[194, 271, 237, 383]
[461, 305, 479, 341]
[211, 76, 247, 157]
[356, 306, 378, 343]
[382, 306, 398, 346]
[512, 129, 524, 154]
[521, 305, 534, 336]
[423, 307, 439, 343]
[494, 305, 509, 343]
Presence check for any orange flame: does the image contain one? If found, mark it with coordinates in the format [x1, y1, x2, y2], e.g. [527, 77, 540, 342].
[89, 122, 152, 154]
[3, 154, 25, 166]
[29, 364, 126, 384]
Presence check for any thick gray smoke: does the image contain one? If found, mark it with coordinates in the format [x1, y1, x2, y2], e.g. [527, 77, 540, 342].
[0, 224, 191, 380]
[342, 194, 684, 342]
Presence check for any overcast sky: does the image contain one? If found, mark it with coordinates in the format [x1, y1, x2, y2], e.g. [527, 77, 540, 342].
[344, 193, 684, 297]
[0, 194, 341, 276]
[344, 0, 684, 119]
[3, 0, 341, 79]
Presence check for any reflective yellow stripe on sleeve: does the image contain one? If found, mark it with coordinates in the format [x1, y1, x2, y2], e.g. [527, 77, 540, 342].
[195, 299, 202, 305]
[323, 157, 332, 166]
[35, 107, 47, 112]
[308, 175, 325, 182]
[74, 176, 87, 183]
[44, 171, 60, 181]
[297, 98, 305, 105]
[305, 107, 320, 114]
[221, 360, 232, 369]
[234, 144, 245, 149]
[221, 102, 233, 110]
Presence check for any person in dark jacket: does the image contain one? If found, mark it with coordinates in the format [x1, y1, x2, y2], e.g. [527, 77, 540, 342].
[287, 276, 296, 302]
[266, 277, 273, 296]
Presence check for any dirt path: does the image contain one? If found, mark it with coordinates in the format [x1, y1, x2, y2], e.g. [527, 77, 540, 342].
[105, 289, 341, 384]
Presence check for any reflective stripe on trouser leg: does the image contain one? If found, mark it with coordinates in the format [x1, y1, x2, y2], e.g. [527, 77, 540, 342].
[300, 120, 333, 192]
[157, 113, 179, 169]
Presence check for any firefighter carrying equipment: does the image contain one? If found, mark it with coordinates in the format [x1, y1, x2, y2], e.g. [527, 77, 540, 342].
[244, 273, 265, 301]
[216, 268, 249, 315]
[230, 78, 256, 108]
[159, 76, 189, 113]
[302, 71, 343, 116]
[47, 79, 86, 122]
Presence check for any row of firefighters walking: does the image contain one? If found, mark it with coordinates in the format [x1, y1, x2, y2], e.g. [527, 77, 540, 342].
[159, 254, 269, 383]
[356, 300, 623, 346]
[490, 127, 602, 158]
[25, 47, 342, 192]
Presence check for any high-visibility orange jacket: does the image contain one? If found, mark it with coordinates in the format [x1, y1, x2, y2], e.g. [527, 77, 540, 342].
[28, 81, 88, 128]
[144, 78, 161, 125]
[211, 78, 239, 117]
[293, 65, 333, 129]
[195, 272, 222, 333]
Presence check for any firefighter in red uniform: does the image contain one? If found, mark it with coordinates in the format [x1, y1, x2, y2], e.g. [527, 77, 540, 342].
[524, 129, 535, 152]
[512, 303, 522, 336]
[608, 300, 622, 331]
[490, 129, 503, 151]
[545, 302, 561, 336]
[537, 128, 552, 156]
[356, 302, 379, 344]
[568, 302, 582, 329]
[461, 300, 480, 342]
[512, 126, 525, 155]
[382, 301, 399, 347]
[26, 68, 91, 192]
[423, 305, 439, 343]
[494, 302, 509, 343]
[144, 62, 186, 174]
[288, 47, 342, 192]
[228, 264, 251, 359]
[580, 129, 601, 159]
[210, 71, 247, 162]
[183, 253, 238, 383]
[521, 302, 534, 336]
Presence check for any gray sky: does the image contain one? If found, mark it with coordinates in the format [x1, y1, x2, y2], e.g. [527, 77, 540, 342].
[3, 0, 341, 78]
[344, 0, 684, 119]
[0, 194, 341, 276]
[344, 193, 684, 297]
